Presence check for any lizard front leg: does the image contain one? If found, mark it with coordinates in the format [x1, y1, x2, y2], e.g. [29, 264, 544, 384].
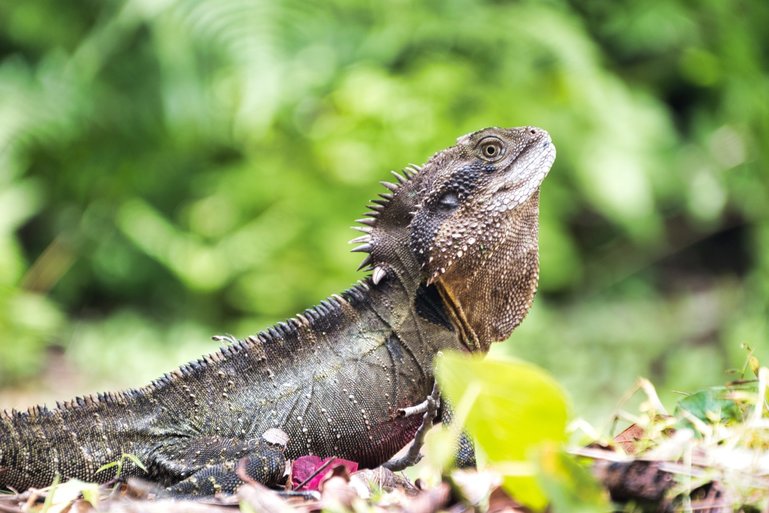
[149, 429, 288, 496]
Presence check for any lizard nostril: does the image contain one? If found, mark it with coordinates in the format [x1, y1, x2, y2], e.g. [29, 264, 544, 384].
[529, 128, 537, 135]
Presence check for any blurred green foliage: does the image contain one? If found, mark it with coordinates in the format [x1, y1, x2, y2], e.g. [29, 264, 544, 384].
[0, 0, 767, 421]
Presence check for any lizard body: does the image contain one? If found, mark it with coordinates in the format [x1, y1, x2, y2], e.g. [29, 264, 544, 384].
[0, 126, 555, 495]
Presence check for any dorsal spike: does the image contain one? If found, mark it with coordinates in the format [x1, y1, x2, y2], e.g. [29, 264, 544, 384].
[352, 226, 372, 233]
[348, 235, 371, 244]
[404, 164, 421, 177]
[368, 203, 384, 212]
[390, 171, 407, 183]
[378, 192, 394, 201]
[357, 254, 373, 270]
[356, 218, 376, 226]
[351, 243, 373, 253]
[380, 181, 399, 192]
[277, 322, 292, 336]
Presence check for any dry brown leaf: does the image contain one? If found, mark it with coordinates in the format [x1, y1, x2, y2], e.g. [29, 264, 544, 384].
[613, 423, 646, 454]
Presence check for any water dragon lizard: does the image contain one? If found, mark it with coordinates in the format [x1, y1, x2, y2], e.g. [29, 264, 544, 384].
[0, 126, 555, 495]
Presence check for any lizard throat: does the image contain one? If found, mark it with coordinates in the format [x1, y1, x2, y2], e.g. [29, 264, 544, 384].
[434, 279, 483, 352]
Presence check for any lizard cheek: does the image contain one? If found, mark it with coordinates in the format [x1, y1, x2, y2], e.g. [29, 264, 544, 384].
[422, 215, 484, 284]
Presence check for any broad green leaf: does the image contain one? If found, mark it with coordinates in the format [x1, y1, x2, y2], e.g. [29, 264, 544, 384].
[536, 445, 610, 513]
[436, 352, 569, 509]
[423, 424, 459, 474]
[42, 479, 102, 512]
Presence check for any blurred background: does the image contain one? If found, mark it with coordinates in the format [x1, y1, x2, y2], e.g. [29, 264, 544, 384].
[0, 0, 767, 426]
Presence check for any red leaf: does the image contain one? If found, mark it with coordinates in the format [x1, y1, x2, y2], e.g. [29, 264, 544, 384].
[291, 456, 359, 491]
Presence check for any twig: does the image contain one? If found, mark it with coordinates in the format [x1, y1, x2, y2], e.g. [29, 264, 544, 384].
[293, 457, 336, 490]
[383, 382, 440, 471]
[568, 446, 631, 463]
[212, 334, 239, 345]
[399, 401, 431, 418]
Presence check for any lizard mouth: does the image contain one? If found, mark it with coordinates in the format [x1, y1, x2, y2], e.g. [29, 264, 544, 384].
[496, 132, 555, 196]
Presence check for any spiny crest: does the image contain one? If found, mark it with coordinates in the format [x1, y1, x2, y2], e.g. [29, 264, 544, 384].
[0, 389, 138, 422]
[349, 164, 422, 284]
[0, 283, 377, 423]
[194, 283, 371, 374]
[5, 404, 40, 421]
[146, 285, 372, 389]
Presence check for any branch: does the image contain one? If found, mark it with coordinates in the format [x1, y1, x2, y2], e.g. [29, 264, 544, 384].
[383, 382, 440, 471]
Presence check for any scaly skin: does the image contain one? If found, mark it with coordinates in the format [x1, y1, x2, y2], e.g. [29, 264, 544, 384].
[0, 126, 555, 495]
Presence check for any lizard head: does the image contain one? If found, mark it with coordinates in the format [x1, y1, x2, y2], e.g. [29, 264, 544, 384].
[351, 126, 555, 351]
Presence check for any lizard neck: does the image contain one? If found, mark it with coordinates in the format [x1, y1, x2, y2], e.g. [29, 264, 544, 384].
[380, 241, 482, 355]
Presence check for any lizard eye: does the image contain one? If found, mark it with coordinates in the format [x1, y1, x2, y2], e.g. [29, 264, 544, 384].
[478, 137, 505, 162]
[438, 191, 460, 210]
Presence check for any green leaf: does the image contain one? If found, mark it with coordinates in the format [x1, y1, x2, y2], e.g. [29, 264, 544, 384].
[675, 388, 742, 429]
[95, 453, 146, 479]
[424, 424, 460, 474]
[40, 474, 60, 513]
[536, 445, 610, 513]
[95, 460, 119, 475]
[240, 501, 259, 513]
[436, 352, 570, 510]
[79, 482, 101, 507]
[123, 453, 148, 472]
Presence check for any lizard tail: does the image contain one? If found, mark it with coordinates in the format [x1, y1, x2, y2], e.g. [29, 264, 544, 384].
[0, 407, 52, 492]
[0, 410, 16, 490]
